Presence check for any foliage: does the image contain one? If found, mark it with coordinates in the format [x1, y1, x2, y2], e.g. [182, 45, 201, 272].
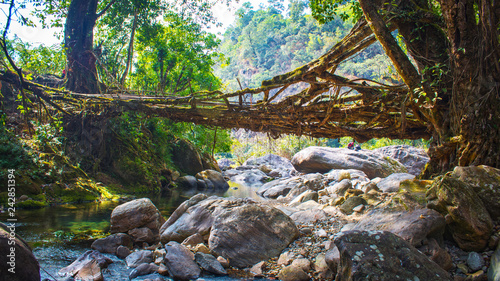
[215, 1, 391, 91]
[12, 40, 66, 76]
[129, 13, 224, 94]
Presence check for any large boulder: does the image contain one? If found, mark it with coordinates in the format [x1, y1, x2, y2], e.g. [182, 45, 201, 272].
[223, 168, 270, 187]
[195, 169, 229, 192]
[91, 233, 133, 254]
[374, 145, 429, 176]
[257, 173, 325, 199]
[59, 250, 113, 280]
[350, 208, 445, 247]
[426, 174, 493, 251]
[291, 147, 406, 179]
[451, 165, 500, 220]
[125, 250, 153, 268]
[164, 241, 201, 280]
[0, 223, 40, 281]
[208, 203, 299, 268]
[110, 198, 164, 243]
[334, 230, 451, 281]
[171, 139, 205, 175]
[376, 173, 416, 193]
[244, 154, 297, 178]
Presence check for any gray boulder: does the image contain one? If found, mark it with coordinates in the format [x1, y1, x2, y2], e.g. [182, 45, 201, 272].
[224, 168, 269, 187]
[164, 241, 201, 280]
[59, 250, 113, 280]
[350, 208, 445, 247]
[0, 223, 40, 281]
[195, 252, 227, 275]
[129, 263, 159, 279]
[291, 147, 406, 179]
[217, 158, 235, 170]
[125, 250, 153, 268]
[244, 154, 297, 178]
[91, 233, 133, 254]
[208, 203, 299, 268]
[175, 175, 199, 190]
[258, 173, 325, 199]
[334, 230, 451, 281]
[376, 173, 416, 193]
[374, 145, 429, 176]
[110, 198, 164, 244]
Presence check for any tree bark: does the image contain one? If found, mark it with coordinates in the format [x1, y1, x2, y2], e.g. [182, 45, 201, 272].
[64, 0, 99, 93]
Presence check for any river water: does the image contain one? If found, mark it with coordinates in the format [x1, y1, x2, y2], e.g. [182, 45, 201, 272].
[3, 182, 267, 280]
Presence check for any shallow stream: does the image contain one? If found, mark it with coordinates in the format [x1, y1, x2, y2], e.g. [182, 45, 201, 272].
[3, 182, 265, 280]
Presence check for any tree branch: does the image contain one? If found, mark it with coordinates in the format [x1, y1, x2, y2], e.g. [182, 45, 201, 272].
[358, 0, 421, 90]
[96, 0, 118, 18]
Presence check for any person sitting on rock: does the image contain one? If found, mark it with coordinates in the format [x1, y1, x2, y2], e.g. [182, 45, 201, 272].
[348, 140, 355, 150]
[355, 144, 361, 151]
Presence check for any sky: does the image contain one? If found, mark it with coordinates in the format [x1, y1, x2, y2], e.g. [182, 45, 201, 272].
[7, 0, 286, 46]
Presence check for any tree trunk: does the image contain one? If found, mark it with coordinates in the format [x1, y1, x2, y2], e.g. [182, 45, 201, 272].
[120, 8, 138, 85]
[436, 0, 500, 171]
[64, 0, 99, 93]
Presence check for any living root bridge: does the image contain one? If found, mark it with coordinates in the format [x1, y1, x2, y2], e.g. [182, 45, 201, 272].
[0, 17, 430, 142]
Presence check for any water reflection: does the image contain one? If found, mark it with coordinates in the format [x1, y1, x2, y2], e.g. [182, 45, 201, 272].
[1, 182, 266, 280]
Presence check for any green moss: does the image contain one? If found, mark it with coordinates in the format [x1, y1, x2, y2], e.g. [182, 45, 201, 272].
[16, 199, 48, 208]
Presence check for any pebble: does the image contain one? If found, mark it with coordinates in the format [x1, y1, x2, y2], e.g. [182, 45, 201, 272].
[467, 252, 485, 272]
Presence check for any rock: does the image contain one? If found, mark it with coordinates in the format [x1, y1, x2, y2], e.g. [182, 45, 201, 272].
[289, 190, 318, 206]
[291, 258, 311, 271]
[291, 146, 406, 179]
[224, 168, 270, 187]
[116, 245, 131, 259]
[327, 179, 352, 197]
[277, 265, 310, 281]
[217, 158, 235, 170]
[278, 251, 294, 266]
[352, 204, 364, 213]
[182, 233, 205, 247]
[289, 209, 328, 224]
[376, 173, 416, 193]
[488, 243, 500, 281]
[374, 145, 429, 176]
[244, 154, 297, 178]
[164, 241, 201, 280]
[334, 230, 451, 281]
[258, 173, 324, 199]
[194, 243, 210, 254]
[209, 203, 299, 268]
[0, 223, 40, 281]
[316, 229, 328, 238]
[171, 139, 205, 175]
[125, 250, 153, 268]
[128, 227, 156, 244]
[467, 252, 485, 272]
[217, 256, 229, 268]
[175, 175, 199, 190]
[160, 196, 244, 243]
[129, 263, 159, 279]
[314, 252, 332, 278]
[195, 252, 227, 275]
[451, 165, 500, 220]
[91, 233, 133, 254]
[250, 261, 266, 277]
[350, 208, 446, 247]
[418, 238, 453, 271]
[325, 246, 340, 274]
[110, 198, 164, 244]
[59, 250, 113, 279]
[427, 174, 493, 251]
[195, 169, 230, 192]
[339, 196, 367, 215]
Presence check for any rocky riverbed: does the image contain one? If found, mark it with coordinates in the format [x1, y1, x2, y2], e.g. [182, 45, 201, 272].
[2, 145, 500, 281]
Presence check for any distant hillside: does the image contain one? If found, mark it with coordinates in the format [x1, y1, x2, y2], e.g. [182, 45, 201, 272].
[214, 1, 396, 94]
